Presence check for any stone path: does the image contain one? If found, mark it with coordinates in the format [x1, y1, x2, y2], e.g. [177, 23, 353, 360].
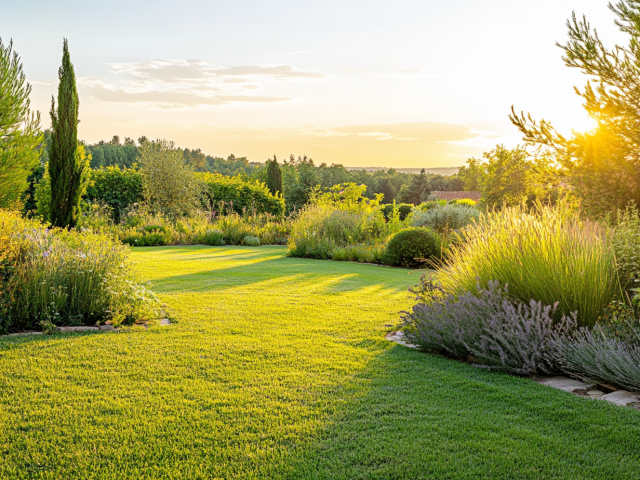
[0, 319, 171, 338]
[385, 330, 640, 409]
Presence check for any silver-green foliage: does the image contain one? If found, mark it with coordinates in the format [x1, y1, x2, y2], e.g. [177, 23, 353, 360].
[412, 203, 480, 238]
[612, 206, 640, 291]
[242, 235, 260, 246]
[0, 38, 42, 207]
[139, 139, 201, 217]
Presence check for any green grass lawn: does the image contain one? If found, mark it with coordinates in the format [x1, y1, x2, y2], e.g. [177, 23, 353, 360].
[1, 245, 640, 479]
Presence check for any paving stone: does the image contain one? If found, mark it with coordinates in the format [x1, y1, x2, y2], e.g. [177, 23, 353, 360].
[98, 325, 115, 331]
[587, 390, 604, 396]
[57, 326, 99, 333]
[160, 318, 170, 326]
[532, 376, 587, 393]
[602, 390, 640, 407]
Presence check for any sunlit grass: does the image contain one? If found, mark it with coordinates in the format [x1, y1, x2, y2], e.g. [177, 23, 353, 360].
[1, 246, 639, 479]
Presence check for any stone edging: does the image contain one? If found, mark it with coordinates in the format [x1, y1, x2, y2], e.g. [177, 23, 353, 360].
[385, 330, 640, 409]
[0, 318, 171, 338]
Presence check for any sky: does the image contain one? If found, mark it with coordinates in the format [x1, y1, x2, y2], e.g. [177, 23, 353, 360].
[1, 0, 625, 168]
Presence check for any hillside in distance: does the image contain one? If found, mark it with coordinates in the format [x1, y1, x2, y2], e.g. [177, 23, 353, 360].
[344, 166, 460, 176]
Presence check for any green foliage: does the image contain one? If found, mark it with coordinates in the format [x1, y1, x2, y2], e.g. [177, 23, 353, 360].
[86, 136, 139, 168]
[203, 228, 225, 246]
[85, 165, 143, 221]
[400, 168, 431, 205]
[479, 145, 533, 207]
[0, 210, 160, 333]
[138, 139, 201, 218]
[612, 205, 640, 292]
[0, 38, 42, 208]
[21, 163, 44, 217]
[49, 40, 89, 229]
[412, 203, 480, 239]
[381, 203, 413, 221]
[331, 243, 386, 263]
[457, 158, 483, 191]
[35, 144, 91, 224]
[510, 2, 640, 216]
[198, 172, 285, 216]
[437, 204, 621, 328]
[383, 227, 442, 268]
[265, 155, 283, 196]
[242, 235, 260, 246]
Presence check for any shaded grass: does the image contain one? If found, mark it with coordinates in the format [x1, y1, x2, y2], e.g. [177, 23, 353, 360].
[1, 245, 639, 479]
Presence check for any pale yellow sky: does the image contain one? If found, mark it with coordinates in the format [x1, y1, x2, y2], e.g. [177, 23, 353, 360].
[7, 0, 611, 167]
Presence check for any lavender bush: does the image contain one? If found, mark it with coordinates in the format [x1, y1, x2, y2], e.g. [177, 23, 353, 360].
[402, 281, 576, 375]
[554, 328, 640, 390]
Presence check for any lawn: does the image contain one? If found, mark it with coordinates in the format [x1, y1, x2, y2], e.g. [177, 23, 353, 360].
[1, 245, 640, 479]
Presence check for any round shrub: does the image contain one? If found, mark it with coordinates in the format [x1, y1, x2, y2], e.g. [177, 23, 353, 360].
[243, 235, 261, 246]
[383, 227, 442, 267]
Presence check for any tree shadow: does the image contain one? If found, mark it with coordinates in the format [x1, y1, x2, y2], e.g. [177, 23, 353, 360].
[284, 344, 640, 480]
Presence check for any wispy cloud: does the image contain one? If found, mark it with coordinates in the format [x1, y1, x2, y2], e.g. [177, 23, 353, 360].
[78, 59, 327, 108]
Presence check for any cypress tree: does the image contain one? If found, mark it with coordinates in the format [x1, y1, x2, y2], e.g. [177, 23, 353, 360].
[49, 39, 86, 228]
[265, 155, 283, 197]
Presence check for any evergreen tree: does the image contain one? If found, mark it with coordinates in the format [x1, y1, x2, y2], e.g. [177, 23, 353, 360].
[403, 168, 430, 204]
[0, 38, 42, 208]
[49, 39, 88, 228]
[265, 155, 283, 196]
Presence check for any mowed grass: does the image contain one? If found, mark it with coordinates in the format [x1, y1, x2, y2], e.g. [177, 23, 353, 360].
[1, 246, 640, 480]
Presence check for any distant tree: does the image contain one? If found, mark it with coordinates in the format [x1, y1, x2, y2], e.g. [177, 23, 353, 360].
[183, 147, 206, 170]
[378, 177, 397, 204]
[49, 39, 89, 228]
[265, 155, 283, 196]
[401, 168, 430, 204]
[480, 145, 533, 207]
[457, 158, 484, 191]
[110, 135, 120, 145]
[0, 38, 42, 208]
[510, 0, 640, 215]
[138, 139, 200, 217]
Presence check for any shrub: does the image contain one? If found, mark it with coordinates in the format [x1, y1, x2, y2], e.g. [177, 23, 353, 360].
[0, 210, 160, 333]
[383, 227, 441, 267]
[139, 139, 201, 217]
[402, 281, 576, 375]
[198, 172, 285, 216]
[381, 203, 413, 221]
[331, 244, 385, 263]
[412, 203, 480, 238]
[449, 199, 477, 206]
[243, 235, 260, 246]
[554, 328, 640, 390]
[85, 165, 143, 222]
[437, 204, 621, 328]
[203, 229, 225, 246]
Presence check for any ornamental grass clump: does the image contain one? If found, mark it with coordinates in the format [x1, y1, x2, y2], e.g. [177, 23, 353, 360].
[0, 210, 160, 333]
[437, 204, 621, 328]
[402, 280, 576, 375]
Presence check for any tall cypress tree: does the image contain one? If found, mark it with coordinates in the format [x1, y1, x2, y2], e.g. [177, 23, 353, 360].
[265, 155, 283, 197]
[49, 39, 85, 228]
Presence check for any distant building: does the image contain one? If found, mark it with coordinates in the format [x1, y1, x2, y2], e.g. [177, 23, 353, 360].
[431, 191, 481, 202]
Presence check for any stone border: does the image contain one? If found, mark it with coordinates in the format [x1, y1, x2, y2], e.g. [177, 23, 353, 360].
[385, 330, 640, 409]
[0, 319, 171, 338]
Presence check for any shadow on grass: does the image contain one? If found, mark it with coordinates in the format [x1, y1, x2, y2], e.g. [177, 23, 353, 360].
[285, 344, 640, 480]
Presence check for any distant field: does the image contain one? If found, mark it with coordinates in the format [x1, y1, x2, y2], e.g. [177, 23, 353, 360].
[344, 166, 460, 175]
[1, 246, 639, 479]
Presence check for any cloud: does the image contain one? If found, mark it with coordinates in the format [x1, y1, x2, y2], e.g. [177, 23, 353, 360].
[78, 59, 326, 108]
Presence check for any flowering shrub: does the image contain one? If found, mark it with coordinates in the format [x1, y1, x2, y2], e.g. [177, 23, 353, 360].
[554, 327, 640, 390]
[402, 281, 576, 375]
[0, 210, 160, 333]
